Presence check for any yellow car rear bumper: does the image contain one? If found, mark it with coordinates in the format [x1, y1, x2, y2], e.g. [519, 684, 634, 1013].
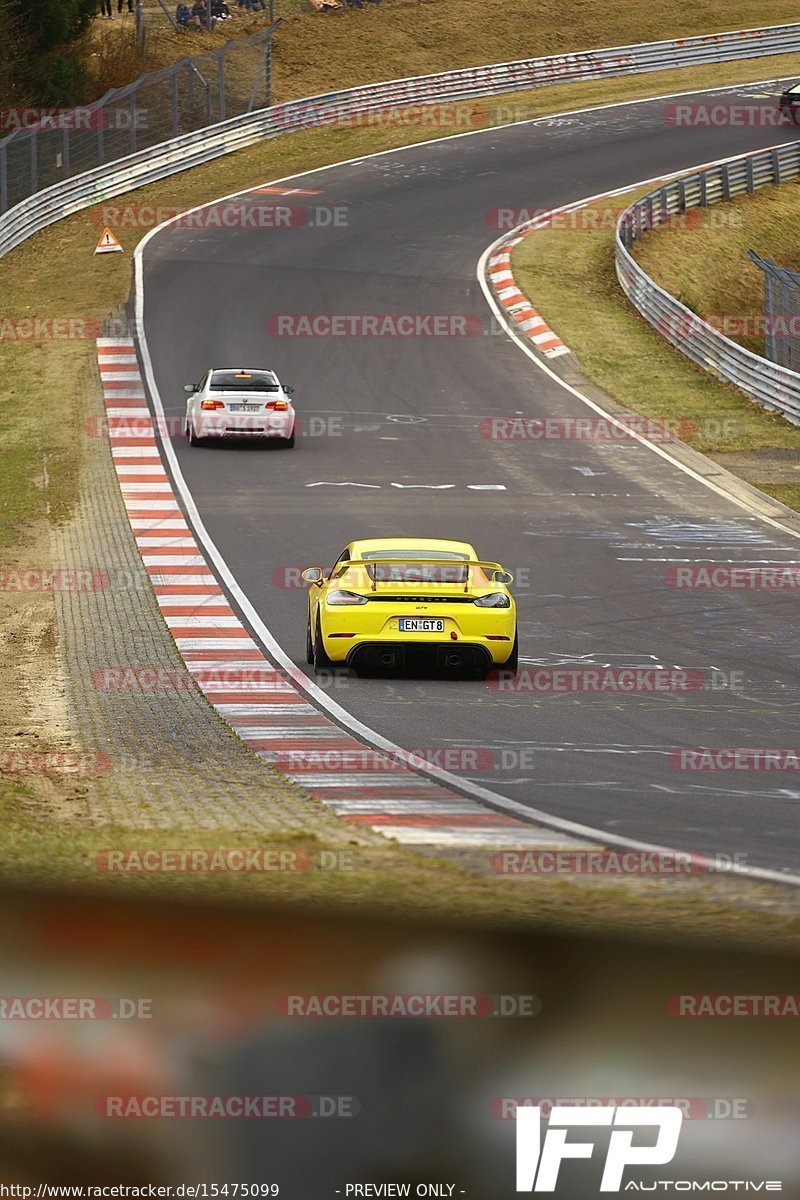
[319, 604, 516, 665]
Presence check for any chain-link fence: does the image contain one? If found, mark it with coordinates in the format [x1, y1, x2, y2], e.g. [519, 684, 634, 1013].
[135, 1, 149, 60]
[747, 250, 800, 374]
[0, 22, 278, 215]
[137, 0, 281, 59]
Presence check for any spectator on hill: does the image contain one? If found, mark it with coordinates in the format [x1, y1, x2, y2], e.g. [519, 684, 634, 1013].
[100, 0, 113, 15]
[117, 0, 134, 11]
[211, 0, 232, 17]
[176, 0, 201, 25]
[192, 0, 216, 25]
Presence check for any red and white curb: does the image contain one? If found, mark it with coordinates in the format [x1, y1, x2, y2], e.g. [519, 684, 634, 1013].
[97, 336, 597, 853]
[487, 238, 569, 359]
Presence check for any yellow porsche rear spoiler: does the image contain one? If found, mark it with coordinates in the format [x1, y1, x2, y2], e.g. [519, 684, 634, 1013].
[337, 558, 514, 591]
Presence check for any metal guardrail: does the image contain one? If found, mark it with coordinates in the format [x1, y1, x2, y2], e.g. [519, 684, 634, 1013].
[616, 140, 800, 426]
[3, 22, 800, 260]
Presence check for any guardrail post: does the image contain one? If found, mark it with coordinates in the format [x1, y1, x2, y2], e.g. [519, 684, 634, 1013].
[764, 273, 777, 364]
[721, 162, 730, 201]
[658, 187, 668, 227]
[746, 158, 755, 193]
[678, 178, 686, 210]
[135, 1, 145, 59]
[217, 48, 226, 123]
[624, 215, 633, 250]
[30, 131, 38, 194]
[699, 172, 707, 206]
[772, 149, 782, 184]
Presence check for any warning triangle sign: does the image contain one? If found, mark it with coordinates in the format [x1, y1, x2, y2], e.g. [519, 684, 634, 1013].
[95, 226, 123, 255]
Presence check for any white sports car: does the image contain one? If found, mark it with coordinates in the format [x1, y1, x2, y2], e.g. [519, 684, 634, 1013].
[184, 368, 297, 446]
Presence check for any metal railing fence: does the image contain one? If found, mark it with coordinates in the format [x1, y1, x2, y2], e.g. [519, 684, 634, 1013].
[616, 141, 800, 426]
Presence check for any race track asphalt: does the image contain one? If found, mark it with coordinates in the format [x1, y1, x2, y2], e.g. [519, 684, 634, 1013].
[140, 78, 800, 872]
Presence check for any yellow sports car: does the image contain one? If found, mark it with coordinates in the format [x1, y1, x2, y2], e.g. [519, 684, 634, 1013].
[301, 537, 517, 675]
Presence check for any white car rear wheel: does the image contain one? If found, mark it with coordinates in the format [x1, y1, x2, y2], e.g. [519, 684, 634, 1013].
[187, 420, 204, 447]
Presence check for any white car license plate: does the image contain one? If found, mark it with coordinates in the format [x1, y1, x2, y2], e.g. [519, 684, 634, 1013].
[398, 618, 444, 633]
[229, 403, 261, 412]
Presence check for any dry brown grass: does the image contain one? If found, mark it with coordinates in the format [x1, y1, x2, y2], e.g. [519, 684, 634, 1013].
[634, 181, 800, 357]
[80, 0, 800, 106]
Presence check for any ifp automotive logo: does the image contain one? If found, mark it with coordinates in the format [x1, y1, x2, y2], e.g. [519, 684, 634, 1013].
[516, 1104, 682, 1192]
[515, 1104, 782, 1192]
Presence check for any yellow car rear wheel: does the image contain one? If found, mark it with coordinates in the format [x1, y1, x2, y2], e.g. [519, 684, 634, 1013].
[313, 615, 335, 674]
[504, 631, 519, 672]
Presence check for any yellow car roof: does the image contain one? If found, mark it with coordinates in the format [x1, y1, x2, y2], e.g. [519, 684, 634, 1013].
[350, 537, 477, 559]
